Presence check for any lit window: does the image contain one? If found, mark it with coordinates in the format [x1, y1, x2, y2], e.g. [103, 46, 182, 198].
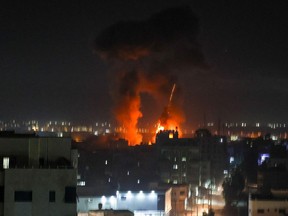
[105, 160, 108, 165]
[173, 180, 178, 184]
[127, 171, 130, 175]
[169, 133, 173, 139]
[3, 157, 9, 169]
[182, 157, 186, 162]
[173, 164, 178, 170]
[137, 179, 140, 184]
[77, 181, 85, 186]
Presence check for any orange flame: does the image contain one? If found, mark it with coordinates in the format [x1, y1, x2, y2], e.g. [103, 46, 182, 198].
[153, 117, 183, 143]
[115, 93, 143, 146]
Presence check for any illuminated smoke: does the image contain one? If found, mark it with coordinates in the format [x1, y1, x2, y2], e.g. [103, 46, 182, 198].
[95, 6, 205, 145]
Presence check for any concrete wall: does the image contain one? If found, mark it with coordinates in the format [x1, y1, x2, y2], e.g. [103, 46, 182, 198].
[4, 168, 77, 216]
[0, 138, 29, 156]
[116, 191, 158, 211]
[78, 192, 159, 213]
[249, 199, 288, 216]
[0, 137, 71, 168]
[30, 137, 71, 166]
[78, 197, 116, 212]
[165, 188, 172, 215]
[165, 185, 189, 216]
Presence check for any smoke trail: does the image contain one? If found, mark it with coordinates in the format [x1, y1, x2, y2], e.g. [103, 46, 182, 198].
[95, 6, 205, 145]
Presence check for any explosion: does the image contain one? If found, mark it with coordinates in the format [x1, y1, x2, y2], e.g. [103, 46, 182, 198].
[156, 84, 184, 137]
[95, 6, 205, 145]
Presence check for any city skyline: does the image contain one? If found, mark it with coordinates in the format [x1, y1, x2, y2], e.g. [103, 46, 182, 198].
[1, 0, 287, 126]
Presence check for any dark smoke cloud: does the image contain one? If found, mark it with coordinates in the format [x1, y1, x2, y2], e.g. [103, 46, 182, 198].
[95, 6, 205, 67]
[94, 6, 205, 144]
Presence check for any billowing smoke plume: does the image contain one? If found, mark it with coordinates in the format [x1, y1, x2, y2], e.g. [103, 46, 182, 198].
[95, 6, 205, 145]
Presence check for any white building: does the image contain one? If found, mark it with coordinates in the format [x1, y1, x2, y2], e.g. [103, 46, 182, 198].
[77, 190, 163, 216]
[0, 132, 77, 216]
[248, 194, 288, 216]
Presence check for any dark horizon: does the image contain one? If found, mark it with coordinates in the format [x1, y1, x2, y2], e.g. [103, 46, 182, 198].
[1, 1, 288, 126]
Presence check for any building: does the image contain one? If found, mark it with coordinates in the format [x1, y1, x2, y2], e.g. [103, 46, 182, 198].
[165, 185, 189, 216]
[156, 129, 227, 188]
[248, 194, 288, 216]
[156, 130, 200, 187]
[88, 209, 134, 216]
[76, 129, 227, 215]
[77, 190, 164, 216]
[0, 131, 77, 216]
[194, 129, 227, 187]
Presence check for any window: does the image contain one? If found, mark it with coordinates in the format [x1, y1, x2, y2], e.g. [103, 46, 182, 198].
[279, 209, 286, 214]
[3, 157, 9, 169]
[0, 186, 4, 202]
[257, 209, 264, 214]
[15, 191, 32, 202]
[77, 181, 85, 186]
[182, 157, 186, 162]
[39, 157, 44, 167]
[49, 191, 55, 202]
[173, 164, 178, 170]
[64, 187, 76, 203]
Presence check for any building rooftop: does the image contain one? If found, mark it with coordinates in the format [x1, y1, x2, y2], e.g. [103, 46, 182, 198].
[0, 131, 37, 138]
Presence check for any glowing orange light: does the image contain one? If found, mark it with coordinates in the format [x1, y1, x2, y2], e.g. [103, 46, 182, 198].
[156, 123, 165, 134]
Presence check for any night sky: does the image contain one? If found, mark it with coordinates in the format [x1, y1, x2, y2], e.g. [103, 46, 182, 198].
[1, 0, 288, 127]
